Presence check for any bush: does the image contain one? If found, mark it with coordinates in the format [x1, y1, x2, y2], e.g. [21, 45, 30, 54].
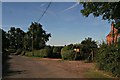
[25, 51, 33, 57]
[24, 47, 53, 58]
[61, 45, 76, 60]
[95, 43, 120, 77]
[20, 51, 26, 56]
[53, 46, 62, 58]
[61, 50, 76, 60]
[39, 47, 52, 58]
[33, 50, 40, 57]
[14, 49, 22, 55]
[80, 37, 98, 61]
[8, 49, 16, 53]
[39, 49, 48, 58]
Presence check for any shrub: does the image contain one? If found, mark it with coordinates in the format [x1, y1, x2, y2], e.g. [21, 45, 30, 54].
[38, 47, 52, 58]
[14, 49, 22, 55]
[7, 49, 16, 53]
[20, 51, 26, 56]
[24, 47, 53, 58]
[61, 45, 76, 60]
[25, 51, 33, 57]
[39, 49, 46, 58]
[95, 43, 120, 77]
[53, 46, 62, 58]
[80, 37, 98, 61]
[33, 50, 40, 57]
[61, 50, 76, 60]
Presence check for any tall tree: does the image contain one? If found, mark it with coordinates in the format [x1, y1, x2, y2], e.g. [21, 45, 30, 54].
[81, 37, 98, 60]
[24, 22, 51, 50]
[1, 29, 9, 51]
[15, 28, 25, 49]
[7, 27, 16, 49]
[7, 27, 25, 49]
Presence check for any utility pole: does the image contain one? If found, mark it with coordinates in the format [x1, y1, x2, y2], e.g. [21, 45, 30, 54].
[91, 50, 94, 61]
[32, 24, 34, 56]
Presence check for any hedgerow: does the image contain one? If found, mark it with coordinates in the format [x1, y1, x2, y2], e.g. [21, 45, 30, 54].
[61, 45, 76, 60]
[96, 43, 120, 77]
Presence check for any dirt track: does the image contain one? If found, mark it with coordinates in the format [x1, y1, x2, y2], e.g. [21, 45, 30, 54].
[4, 55, 94, 78]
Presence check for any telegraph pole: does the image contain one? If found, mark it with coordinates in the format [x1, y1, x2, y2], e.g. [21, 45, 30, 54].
[32, 24, 34, 56]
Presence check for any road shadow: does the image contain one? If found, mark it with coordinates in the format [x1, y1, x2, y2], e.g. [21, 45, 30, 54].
[6, 70, 27, 76]
[2, 51, 11, 78]
[2, 52, 27, 78]
[2, 51, 27, 79]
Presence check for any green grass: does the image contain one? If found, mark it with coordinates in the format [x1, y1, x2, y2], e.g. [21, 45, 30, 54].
[84, 69, 113, 79]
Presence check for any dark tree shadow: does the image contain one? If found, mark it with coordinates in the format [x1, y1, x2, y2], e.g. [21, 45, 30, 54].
[2, 50, 11, 78]
[2, 51, 27, 78]
[6, 70, 27, 76]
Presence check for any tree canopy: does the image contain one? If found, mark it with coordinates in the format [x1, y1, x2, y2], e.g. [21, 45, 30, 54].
[80, 2, 120, 21]
[7, 27, 25, 49]
[2, 22, 51, 51]
[24, 22, 51, 50]
[80, 2, 120, 44]
[80, 37, 98, 60]
[1, 29, 9, 51]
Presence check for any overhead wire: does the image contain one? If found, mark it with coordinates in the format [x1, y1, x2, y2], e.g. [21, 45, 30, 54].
[37, 1, 52, 22]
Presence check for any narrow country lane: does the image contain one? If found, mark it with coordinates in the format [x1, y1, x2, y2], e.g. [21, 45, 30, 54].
[4, 55, 94, 78]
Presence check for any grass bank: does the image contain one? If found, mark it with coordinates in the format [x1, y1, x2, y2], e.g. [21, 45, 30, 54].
[84, 69, 114, 79]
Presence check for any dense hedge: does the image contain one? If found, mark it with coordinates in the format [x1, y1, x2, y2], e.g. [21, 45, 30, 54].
[96, 43, 120, 77]
[61, 50, 76, 60]
[25, 51, 33, 57]
[7, 49, 16, 53]
[61, 45, 76, 60]
[25, 47, 52, 58]
[52, 46, 62, 58]
[39, 47, 52, 58]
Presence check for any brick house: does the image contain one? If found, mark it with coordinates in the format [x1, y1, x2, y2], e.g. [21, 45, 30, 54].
[106, 22, 120, 45]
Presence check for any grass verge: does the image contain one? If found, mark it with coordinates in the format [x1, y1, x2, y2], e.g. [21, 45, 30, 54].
[84, 69, 114, 79]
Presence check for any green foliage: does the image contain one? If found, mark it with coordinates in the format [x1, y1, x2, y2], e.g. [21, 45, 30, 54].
[25, 51, 33, 57]
[117, 37, 120, 48]
[20, 51, 26, 56]
[39, 47, 52, 58]
[7, 27, 25, 49]
[14, 49, 22, 55]
[61, 49, 75, 60]
[81, 37, 98, 61]
[52, 46, 62, 58]
[80, 2, 120, 21]
[33, 50, 40, 57]
[84, 70, 111, 78]
[7, 49, 16, 53]
[3, 22, 51, 52]
[96, 43, 120, 77]
[30, 47, 53, 58]
[39, 49, 49, 58]
[61, 45, 76, 60]
[1, 28, 10, 65]
[24, 22, 51, 50]
[1, 29, 9, 50]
